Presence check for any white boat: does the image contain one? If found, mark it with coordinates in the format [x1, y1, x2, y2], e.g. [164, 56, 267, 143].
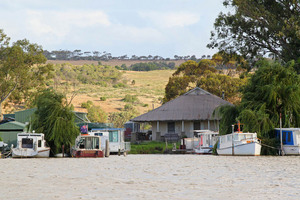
[193, 130, 219, 154]
[217, 132, 261, 156]
[275, 128, 300, 155]
[12, 132, 50, 158]
[89, 128, 131, 155]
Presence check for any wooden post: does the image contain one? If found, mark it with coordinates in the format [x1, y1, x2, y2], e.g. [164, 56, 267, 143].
[105, 139, 110, 157]
[280, 113, 284, 156]
[232, 125, 234, 156]
[62, 145, 64, 158]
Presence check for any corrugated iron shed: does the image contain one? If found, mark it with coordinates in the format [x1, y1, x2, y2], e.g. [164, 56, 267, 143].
[15, 108, 37, 124]
[132, 87, 232, 122]
[0, 121, 26, 147]
[0, 121, 26, 130]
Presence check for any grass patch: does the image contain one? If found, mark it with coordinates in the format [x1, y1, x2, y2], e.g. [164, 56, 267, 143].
[129, 141, 179, 154]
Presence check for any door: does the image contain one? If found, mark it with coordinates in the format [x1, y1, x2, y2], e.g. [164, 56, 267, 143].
[168, 122, 175, 134]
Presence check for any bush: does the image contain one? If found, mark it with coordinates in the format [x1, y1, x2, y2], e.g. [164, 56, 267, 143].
[100, 97, 107, 101]
[113, 83, 126, 88]
[81, 100, 93, 109]
[123, 94, 138, 103]
[87, 105, 107, 123]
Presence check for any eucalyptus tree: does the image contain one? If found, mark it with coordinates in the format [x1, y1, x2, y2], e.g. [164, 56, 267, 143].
[208, 0, 300, 71]
[0, 29, 53, 118]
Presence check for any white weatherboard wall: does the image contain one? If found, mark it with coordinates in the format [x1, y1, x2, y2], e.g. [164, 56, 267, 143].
[150, 120, 219, 141]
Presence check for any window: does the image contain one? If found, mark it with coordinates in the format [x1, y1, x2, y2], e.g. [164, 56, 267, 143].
[38, 140, 42, 147]
[194, 121, 200, 130]
[109, 131, 119, 142]
[168, 122, 175, 133]
[283, 132, 287, 144]
[22, 138, 33, 148]
[287, 132, 291, 143]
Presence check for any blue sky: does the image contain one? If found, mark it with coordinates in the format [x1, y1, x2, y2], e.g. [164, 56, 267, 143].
[0, 0, 227, 58]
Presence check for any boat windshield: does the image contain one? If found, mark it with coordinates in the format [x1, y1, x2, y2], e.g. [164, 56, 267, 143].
[22, 138, 33, 148]
[78, 137, 100, 149]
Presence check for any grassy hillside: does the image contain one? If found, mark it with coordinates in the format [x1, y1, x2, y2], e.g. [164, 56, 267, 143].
[64, 69, 174, 115]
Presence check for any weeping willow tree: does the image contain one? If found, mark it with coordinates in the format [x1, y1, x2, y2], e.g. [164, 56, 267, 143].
[216, 60, 300, 154]
[240, 60, 300, 135]
[30, 89, 80, 154]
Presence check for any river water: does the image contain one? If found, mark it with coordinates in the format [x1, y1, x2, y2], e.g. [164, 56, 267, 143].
[0, 155, 299, 200]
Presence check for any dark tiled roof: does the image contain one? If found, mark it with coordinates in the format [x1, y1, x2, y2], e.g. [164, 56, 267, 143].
[132, 87, 232, 122]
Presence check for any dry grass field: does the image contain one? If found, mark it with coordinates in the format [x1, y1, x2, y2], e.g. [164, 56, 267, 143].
[3, 60, 176, 116]
[64, 69, 174, 115]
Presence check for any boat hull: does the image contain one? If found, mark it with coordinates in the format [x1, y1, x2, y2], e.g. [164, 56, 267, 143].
[72, 150, 104, 158]
[12, 148, 50, 158]
[283, 145, 300, 155]
[217, 142, 261, 156]
[193, 148, 212, 155]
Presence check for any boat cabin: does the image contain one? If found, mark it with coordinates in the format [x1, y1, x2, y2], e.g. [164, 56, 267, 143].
[16, 133, 47, 150]
[275, 128, 300, 155]
[72, 135, 103, 158]
[89, 128, 130, 154]
[12, 132, 50, 158]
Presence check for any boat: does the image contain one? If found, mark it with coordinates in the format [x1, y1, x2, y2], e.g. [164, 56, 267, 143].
[12, 132, 50, 158]
[71, 135, 104, 158]
[275, 128, 300, 155]
[89, 128, 131, 155]
[193, 130, 219, 154]
[217, 132, 261, 156]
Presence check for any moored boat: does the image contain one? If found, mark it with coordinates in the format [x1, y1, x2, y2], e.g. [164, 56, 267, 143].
[12, 132, 50, 158]
[193, 130, 219, 154]
[275, 128, 300, 155]
[217, 132, 261, 156]
[71, 135, 104, 158]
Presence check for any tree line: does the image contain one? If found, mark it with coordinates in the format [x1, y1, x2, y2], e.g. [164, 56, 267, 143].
[43, 49, 210, 61]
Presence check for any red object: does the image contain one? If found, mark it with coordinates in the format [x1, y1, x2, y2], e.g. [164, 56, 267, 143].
[74, 150, 104, 158]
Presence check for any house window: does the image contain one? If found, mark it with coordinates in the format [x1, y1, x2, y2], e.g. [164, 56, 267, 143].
[194, 121, 200, 130]
[168, 122, 175, 133]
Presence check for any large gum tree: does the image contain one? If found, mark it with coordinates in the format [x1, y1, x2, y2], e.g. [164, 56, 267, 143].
[0, 29, 53, 118]
[208, 0, 300, 71]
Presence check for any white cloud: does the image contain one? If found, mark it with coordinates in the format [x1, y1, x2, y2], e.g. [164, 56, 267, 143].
[139, 11, 200, 28]
[25, 10, 110, 38]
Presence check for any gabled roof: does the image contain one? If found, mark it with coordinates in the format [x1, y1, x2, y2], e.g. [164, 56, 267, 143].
[0, 121, 26, 130]
[131, 87, 232, 122]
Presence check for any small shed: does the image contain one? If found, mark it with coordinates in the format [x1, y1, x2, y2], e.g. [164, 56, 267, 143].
[0, 121, 26, 147]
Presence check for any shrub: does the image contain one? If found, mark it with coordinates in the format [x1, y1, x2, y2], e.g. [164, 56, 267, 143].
[87, 105, 107, 123]
[100, 97, 107, 101]
[113, 83, 126, 88]
[123, 94, 138, 103]
[81, 100, 93, 109]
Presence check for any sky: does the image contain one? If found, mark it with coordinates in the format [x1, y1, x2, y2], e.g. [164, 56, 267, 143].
[0, 0, 228, 58]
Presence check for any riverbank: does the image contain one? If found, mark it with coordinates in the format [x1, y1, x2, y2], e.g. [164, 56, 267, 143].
[1, 155, 299, 199]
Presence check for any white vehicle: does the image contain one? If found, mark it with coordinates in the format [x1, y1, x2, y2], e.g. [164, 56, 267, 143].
[217, 132, 261, 156]
[275, 128, 300, 155]
[89, 128, 131, 154]
[12, 132, 50, 158]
